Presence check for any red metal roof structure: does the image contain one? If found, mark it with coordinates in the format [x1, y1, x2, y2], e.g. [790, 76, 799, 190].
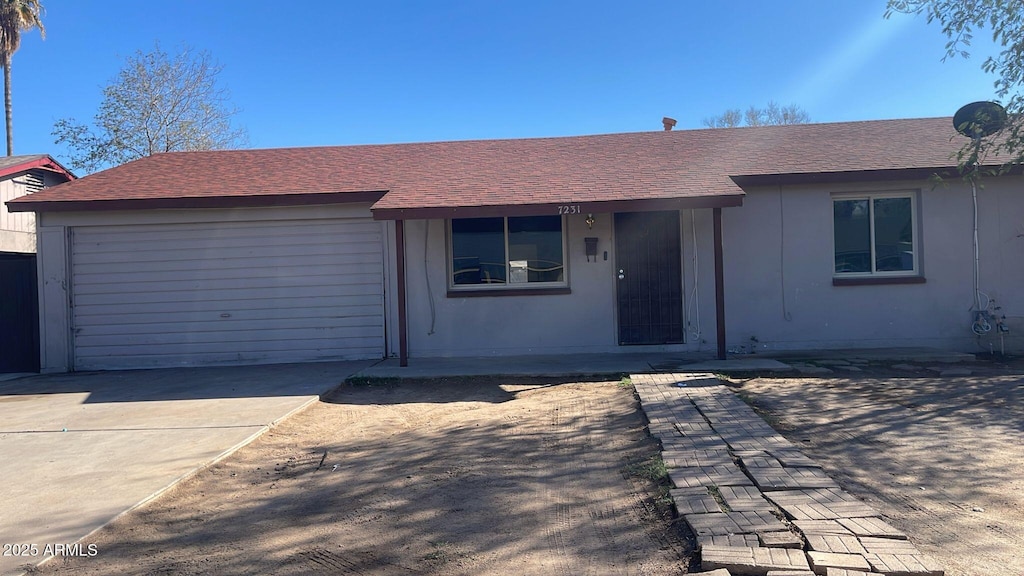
[0, 154, 75, 182]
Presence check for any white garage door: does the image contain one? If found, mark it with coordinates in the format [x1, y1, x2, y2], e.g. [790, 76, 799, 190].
[69, 217, 385, 370]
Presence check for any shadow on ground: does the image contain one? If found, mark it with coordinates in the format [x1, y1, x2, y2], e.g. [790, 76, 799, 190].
[0, 362, 369, 403]
[35, 379, 692, 576]
[737, 370, 1024, 576]
[329, 374, 627, 406]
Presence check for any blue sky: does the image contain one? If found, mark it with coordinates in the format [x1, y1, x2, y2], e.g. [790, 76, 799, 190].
[12, 0, 1003, 165]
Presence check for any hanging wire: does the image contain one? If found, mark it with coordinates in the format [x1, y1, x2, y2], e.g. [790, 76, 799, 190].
[424, 220, 436, 335]
[687, 209, 701, 345]
[779, 186, 792, 321]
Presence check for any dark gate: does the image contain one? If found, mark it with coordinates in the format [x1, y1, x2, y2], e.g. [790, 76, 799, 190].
[614, 211, 683, 345]
[0, 253, 40, 372]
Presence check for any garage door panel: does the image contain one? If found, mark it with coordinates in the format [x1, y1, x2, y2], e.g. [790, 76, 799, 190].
[74, 281, 383, 307]
[72, 219, 380, 241]
[73, 220, 381, 243]
[71, 217, 386, 369]
[74, 344, 384, 371]
[75, 324, 384, 349]
[75, 336, 384, 356]
[77, 312, 382, 337]
[72, 272, 383, 295]
[74, 265, 376, 286]
[73, 219, 382, 242]
[72, 295, 382, 318]
[74, 231, 383, 254]
[72, 251, 382, 276]
[71, 236, 381, 265]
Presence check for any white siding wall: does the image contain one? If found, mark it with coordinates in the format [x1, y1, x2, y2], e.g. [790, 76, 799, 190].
[37, 226, 71, 372]
[0, 174, 37, 253]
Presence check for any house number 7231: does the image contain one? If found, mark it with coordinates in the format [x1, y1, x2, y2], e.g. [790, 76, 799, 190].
[558, 205, 582, 215]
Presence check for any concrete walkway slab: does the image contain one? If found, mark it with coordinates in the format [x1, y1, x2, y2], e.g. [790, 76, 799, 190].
[0, 361, 370, 576]
[352, 347, 977, 381]
[763, 347, 975, 364]
[354, 352, 711, 379]
[658, 358, 796, 373]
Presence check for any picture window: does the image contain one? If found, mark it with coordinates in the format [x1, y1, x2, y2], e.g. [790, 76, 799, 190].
[833, 193, 917, 277]
[449, 215, 566, 289]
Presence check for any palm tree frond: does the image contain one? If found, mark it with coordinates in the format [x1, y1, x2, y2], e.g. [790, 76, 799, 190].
[0, 0, 44, 155]
[0, 0, 44, 54]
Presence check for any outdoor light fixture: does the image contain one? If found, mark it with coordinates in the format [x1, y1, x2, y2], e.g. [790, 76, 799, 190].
[585, 213, 595, 229]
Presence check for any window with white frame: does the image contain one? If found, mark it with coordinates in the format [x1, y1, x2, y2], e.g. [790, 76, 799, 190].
[833, 193, 917, 276]
[449, 215, 566, 288]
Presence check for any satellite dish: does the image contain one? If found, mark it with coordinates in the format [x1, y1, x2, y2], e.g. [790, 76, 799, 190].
[953, 101, 1007, 139]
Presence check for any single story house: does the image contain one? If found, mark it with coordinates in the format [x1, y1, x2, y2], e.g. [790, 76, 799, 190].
[8, 117, 1022, 372]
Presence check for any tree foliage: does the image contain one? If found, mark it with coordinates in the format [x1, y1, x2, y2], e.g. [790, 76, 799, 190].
[0, 0, 44, 156]
[702, 101, 810, 128]
[53, 44, 247, 173]
[886, 0, 1024, 168]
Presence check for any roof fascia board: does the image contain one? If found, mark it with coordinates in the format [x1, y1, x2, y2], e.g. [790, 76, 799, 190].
[728, 166, 987, 187]
[371, 194, 745, 221]
[7, 190, 388, 213]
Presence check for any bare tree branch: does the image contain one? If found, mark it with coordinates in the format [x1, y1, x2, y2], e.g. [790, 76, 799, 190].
[886, 0, 1024, 171]
[53, 43, 248, 173]
[703, 101, 810, 128]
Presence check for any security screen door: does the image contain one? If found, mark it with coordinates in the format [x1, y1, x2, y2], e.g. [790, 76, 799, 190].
[614, 211, 683, 345]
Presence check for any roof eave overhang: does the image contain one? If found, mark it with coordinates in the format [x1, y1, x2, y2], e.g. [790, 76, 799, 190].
[7, 190, 389, 213]
[728, 166, 1007, 187]
[371, 194, 745, 221]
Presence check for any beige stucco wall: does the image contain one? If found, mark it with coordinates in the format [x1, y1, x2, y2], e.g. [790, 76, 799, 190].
[401, 175, 1024, 358]
[721, 177, 1024, 353]
[400, 212, 706, 358]
[32, 173, 1024, 371]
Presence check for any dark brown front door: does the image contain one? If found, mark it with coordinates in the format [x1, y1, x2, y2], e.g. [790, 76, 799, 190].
[614, 211, 683, 345]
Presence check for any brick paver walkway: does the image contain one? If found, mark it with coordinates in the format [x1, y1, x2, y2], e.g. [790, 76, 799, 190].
[632, 373, 945, 576]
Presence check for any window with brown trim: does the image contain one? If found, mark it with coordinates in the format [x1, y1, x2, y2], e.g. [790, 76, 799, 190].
[833, 192, 919, 278]
[449, 215, 566, 290]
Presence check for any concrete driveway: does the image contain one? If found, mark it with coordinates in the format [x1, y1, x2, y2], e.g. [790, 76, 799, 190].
[0, 361, 371, 576]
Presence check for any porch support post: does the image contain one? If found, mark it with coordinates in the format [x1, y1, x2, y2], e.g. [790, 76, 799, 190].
[395, 219, 409, 367]
[713, 207, 727, 360]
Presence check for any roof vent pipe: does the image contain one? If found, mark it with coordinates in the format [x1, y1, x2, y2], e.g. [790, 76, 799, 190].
[662, 117, 677, 131]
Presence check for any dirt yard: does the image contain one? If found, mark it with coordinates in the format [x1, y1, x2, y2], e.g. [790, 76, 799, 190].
[735, 361, 1024, 576]
[33, 377, 692, 575]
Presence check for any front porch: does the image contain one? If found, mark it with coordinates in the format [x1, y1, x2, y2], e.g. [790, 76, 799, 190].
[382, 203, 737, 367]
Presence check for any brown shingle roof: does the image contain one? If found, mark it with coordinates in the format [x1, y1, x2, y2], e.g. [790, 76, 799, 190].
[8, 117, 970, 216]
